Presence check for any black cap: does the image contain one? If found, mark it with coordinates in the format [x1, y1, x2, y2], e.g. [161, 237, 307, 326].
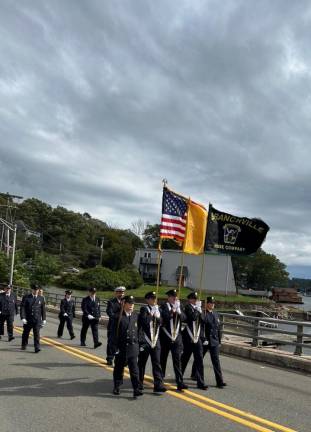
[123, 295, 135, 304]
[206, 296, 215, 303]
[145, 291, 156, 300]
[88, 287, 96, 293]
[165, 289, 177, 297]
[31, 283, 40, 290]
[65, 290, 72, 295]
[187, 291, 198, 300]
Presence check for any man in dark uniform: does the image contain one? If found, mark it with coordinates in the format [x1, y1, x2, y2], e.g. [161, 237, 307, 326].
[0, 284, 18, 341]
[181, 292, 208, 390]
[57, 290, 76, 339]
[137, 291, 166, 393]
[80, 287, 102, 349]
[106, 286, 126, 366]
[191, 296, 226, 388]
[159, 289, 188, 391]
[20, 283, 46, 353]
[112, 295, 142, 398]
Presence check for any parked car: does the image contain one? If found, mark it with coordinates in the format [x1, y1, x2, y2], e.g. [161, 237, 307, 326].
[233, 309, 278, 328]
[65, 267, 80, 273]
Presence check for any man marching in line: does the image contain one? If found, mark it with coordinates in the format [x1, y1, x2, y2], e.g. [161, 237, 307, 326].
[137, 291, 166, 393]
[191, 296, 227, 388]
[80, 287, 102, 349]
[181, 292, 208, 390]
[57, 290, 76, 340]
[20, 283, 46, 353]
[106, 286, 126, 366]
[159, 289, 188, 392]
[112, 295, 142, 398]
[0, 284, 18, 341]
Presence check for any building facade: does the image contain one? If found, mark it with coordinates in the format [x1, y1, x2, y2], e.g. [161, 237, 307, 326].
[133, 248, 236, 294]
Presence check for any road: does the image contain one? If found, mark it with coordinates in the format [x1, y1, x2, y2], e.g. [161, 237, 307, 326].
[0, 312, 310, 432]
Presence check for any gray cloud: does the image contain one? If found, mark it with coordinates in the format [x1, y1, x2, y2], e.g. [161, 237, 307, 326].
[1, 1, 311, 271]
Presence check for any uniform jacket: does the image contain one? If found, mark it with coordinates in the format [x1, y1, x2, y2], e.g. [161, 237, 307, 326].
[59, 298, 76, 318]
[20, 294, 46, 323]
[202, 311, 222, 347]
[159, 302, 186, 342]
[0, 292, 18, 316]
[106, 297, 122, 331]
[138, 305, 161, 348]
[182, 303, 203, 344]
[81, 296, 101, 319]
[112, 311, 139, 358]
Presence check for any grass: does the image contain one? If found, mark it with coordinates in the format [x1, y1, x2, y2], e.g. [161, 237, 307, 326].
[94, 284, 271, 304]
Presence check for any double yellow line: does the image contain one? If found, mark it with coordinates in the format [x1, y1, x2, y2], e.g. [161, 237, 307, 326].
[13, 327, 296, 432]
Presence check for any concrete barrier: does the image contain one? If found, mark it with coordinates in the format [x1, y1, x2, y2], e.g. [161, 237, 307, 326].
[221, 341, 311, 374]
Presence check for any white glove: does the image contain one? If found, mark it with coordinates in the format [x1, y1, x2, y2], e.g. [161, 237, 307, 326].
[22, 318, 27, 325]
[176, 307, 181, 315]
[42, 320, 46, 326]
[195, 305, 202, 313]
[63, 313, 68, 317]
[154, 310, 160, 318]
[195, 300, 202, 308]
[174, 299, 180, 309]
[203, 340, 209, 346]
[88, 314, 95, 320]
[0, 311, 2, 314]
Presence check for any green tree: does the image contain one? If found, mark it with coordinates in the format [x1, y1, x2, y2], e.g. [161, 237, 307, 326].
[0, 251, 9, 284]
[232, 249, 289, 291]
[143, 224, 180, 249]
[30, 253, 62, 286]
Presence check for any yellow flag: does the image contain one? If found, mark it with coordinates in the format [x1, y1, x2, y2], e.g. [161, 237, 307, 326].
[183, 200, 208, 255]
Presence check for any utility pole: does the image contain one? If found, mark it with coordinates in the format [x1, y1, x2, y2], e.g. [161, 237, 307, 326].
[0, 192, 23, 252]
[99, 236, 104, 266]
[0, 218, 17, 286]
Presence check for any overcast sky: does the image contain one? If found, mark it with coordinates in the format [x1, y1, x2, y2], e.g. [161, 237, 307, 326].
[1, 1, 311, 277]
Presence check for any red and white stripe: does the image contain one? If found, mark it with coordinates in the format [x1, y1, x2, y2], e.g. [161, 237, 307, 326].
[160, 214, 187, 242]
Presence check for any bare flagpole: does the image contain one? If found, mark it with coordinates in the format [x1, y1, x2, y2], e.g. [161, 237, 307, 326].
[156, 179, 167, 299]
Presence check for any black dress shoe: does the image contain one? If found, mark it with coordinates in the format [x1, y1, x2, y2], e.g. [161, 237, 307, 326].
[113, 387, 120, 395]
[138, 383, 144, 391]
[94, 342, 102, 349]
[153, 386, 167, 393]
[197, 384, 209, 390]
[177, 383, 188, 391]
[217, 382, 227, 388]
[21, 345, 26, 350]
[133, 389, 143, 397]
[35, 348, 41, 353]
[8, 336, 15, 341]
[70, 335, 76, 340]
[80, 342, 86, 346]
[106, 359, 113, 366]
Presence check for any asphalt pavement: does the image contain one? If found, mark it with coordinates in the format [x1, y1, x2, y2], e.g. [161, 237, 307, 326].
[0, 312, 310, 432]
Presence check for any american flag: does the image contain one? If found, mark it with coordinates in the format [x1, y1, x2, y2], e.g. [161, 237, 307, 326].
[160, 188, 188, 243]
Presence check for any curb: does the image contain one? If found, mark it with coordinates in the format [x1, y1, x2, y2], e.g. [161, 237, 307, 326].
[221, 342, 311, 374]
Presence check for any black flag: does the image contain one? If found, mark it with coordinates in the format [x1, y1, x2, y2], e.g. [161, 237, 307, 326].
[205, 205, 269, 255]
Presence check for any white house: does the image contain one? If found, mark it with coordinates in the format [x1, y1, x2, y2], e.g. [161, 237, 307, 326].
[133, 248, 236, 294]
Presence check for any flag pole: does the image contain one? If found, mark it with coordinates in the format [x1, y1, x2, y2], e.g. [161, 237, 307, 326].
[198, 252, 205, 300]
[155, 238, 162, 298]
[177, 250, 184, 298]
[156, 178, 167, 299]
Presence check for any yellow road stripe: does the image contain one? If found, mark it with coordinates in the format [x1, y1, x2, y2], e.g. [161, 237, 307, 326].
[13, 328, 297, 432]
[38, 335, 297, 432]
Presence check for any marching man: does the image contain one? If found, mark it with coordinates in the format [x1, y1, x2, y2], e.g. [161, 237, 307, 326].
[181, 292, 208, 390]
[137, 291, 166, 393]
[159, 289, 187, 391]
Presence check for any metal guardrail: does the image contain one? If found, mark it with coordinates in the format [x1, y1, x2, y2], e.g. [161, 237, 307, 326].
[219, 312, 311, 356]
[9, 285, 109, 312]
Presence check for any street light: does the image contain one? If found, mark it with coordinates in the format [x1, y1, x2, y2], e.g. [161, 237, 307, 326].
[0, 218, 17, 286]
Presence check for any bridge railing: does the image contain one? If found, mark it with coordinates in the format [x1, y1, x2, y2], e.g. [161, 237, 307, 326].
[219, 312, 311, 356]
